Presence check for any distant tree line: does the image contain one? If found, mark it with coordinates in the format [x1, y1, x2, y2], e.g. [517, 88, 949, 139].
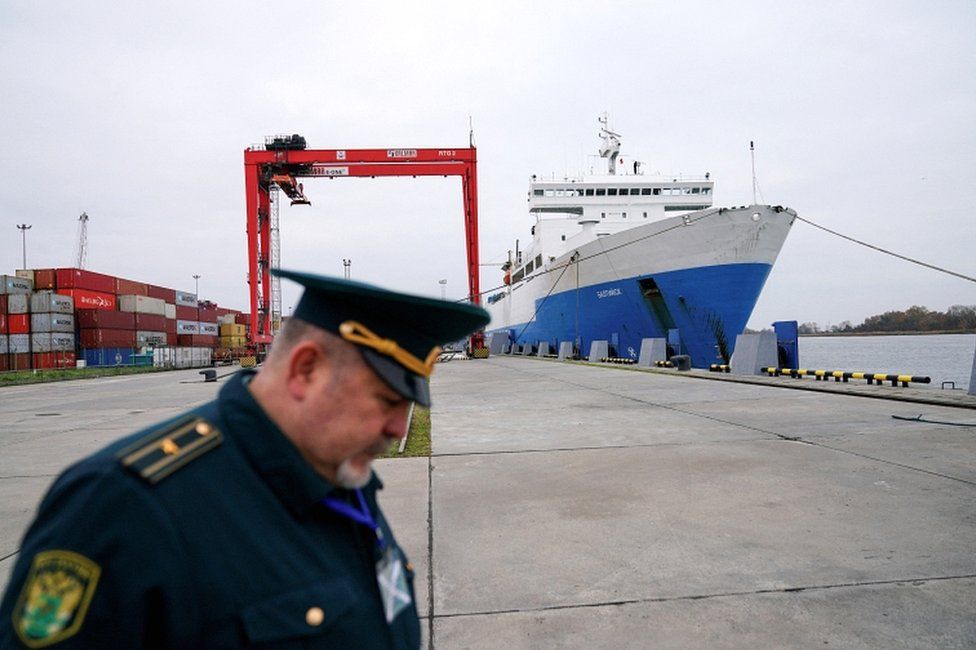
[796, 305, 976, 334]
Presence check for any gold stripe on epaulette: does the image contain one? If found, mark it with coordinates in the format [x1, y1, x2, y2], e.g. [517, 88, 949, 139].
[118, 416, 222, 484]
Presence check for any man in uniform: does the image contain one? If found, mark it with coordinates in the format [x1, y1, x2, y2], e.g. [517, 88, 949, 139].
[0, 269, 489, 648]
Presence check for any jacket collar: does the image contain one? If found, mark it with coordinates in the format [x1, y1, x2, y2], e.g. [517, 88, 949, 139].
[217, 370, 381, 518]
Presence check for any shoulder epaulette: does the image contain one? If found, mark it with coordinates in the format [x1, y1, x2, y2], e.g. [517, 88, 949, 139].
[117, 414, 223, 484]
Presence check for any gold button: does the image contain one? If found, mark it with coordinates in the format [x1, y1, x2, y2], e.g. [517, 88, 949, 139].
[306, 607, 324, 626]
[195, 422, 212, 436]
[161, 438, 179, 455]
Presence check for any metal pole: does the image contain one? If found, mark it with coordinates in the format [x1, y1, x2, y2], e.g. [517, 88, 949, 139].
[16, 224, 31, 269]
[439, 278, 447, 300]
[192, 274, 201, 298]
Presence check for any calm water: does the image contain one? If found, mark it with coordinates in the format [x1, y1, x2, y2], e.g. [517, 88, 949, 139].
[797, 334, 975, 392]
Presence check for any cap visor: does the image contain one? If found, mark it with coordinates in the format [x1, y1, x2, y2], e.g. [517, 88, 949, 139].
[360, 348, 432, 407]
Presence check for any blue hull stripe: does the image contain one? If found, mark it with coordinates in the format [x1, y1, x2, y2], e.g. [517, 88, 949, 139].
[488, 262, 773, 367]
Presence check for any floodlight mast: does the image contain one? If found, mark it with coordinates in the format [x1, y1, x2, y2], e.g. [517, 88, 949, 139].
[244, 136, 483, 353]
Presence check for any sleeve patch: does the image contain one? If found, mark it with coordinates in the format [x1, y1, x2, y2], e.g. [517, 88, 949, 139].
[12, 550, 101, 648]
[118, 415, 223, 484]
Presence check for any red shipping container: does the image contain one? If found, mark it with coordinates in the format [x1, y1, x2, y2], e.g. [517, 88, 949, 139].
[0, 294, 7, 313]
[55, 268, 116, 294]
[57, 289, 117, 311]
[0, 355, 7, 372]
[165, 319, 177, 335]
[235, 313, 250, 326]
[147, 284, 177, 302]
[198, 308, 218, 322]
[9, 353, 31, 371]
[32, 352, 77, 370]
[33, 269, 57, 289]
[80, 328, 137, 348]
[116, 278, 148, 295]
[75, 309, 134, 329]
[7, 314, 29, 334]
[177, 334, 217, 346]
[175, 305, 198, 320]
[0, 313, 5, 334]
[134, 313, 167, 330]
[166, 332, 177, 346]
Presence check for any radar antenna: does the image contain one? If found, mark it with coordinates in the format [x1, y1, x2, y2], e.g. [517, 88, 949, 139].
[598, 114, 622, 175]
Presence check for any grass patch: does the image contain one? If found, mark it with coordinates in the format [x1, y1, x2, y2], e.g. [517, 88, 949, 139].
[0, 365, 167, 387]
[385, 405, 431, 458]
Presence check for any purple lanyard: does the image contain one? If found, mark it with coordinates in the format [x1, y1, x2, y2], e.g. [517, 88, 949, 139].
[322, 489, 386, 551]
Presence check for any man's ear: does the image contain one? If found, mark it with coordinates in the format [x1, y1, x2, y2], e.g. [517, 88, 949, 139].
[285, 341, 326, 400]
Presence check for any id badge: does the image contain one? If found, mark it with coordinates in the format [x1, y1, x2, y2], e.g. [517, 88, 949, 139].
[376, 546, 412, 623]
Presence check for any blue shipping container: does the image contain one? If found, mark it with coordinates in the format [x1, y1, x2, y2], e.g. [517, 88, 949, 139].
[82, 347, 135, 367]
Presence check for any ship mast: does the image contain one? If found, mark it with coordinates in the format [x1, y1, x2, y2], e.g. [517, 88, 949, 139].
[598, 114, 621, 176]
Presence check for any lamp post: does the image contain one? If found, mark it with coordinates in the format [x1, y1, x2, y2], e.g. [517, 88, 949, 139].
[342, 259, 351, 280]
[438, 278, 447, 300]
[16, 224, 31, 269]
[192, 274, 201, 297]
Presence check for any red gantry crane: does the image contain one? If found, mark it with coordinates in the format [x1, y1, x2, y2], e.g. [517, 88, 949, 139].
[244, 134, 483, 353]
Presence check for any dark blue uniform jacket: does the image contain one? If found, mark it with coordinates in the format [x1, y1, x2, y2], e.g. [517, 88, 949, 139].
[0, 370, 421, 648]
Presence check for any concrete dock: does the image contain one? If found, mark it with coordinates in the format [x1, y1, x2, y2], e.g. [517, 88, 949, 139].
[2, 359, 975, 647]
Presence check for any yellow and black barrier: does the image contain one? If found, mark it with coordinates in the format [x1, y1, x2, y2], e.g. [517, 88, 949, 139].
[709, 364, 731, 373]
[655, 360, 674, 368]
[601, 357, 638, 364]
[760, 367, 931, 387]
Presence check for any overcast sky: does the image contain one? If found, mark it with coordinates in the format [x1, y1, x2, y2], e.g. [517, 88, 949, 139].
[2, 1, 974, 329]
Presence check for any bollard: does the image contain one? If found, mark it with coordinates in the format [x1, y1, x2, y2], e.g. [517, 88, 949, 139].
[670, 354, 691, 371]
[637, 338, 667, 367]
[199, 369, 217, 382]
[588, 340, 609, 362]
[557, 341, 574, 361]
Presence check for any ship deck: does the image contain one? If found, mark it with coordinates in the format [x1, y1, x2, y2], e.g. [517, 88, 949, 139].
[2, 360, 974, 647]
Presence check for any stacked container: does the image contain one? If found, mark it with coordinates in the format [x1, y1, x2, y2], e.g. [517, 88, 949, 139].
[1, 275, 34, 370]
[30, 292, 76, 368]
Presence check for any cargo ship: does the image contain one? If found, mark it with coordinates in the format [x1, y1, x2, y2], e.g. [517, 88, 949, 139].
[483, 120, 796, 367]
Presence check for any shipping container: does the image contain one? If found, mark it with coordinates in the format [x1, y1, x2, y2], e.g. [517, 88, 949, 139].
[133, 313, 167, 331]
[0, 315, 5, 335]
[8, 334, 31, 353]
[32, 332, 75, 352]
[118, 295, 166, 316]
[166, 332, 177, 346]
[176, 320, 199, 334]
[15, 269, 34, 283]
[219, 336, 247, 348]
[0, 335, 6, 354]
[7, 314, 30, 334]
[175, 291, 197, 307]
[75, 309, 135, 330]
[32, 351, 76, 369]
[198, 308, 218, 322]
[57, 288, 116, 310]
[165, 319, 176, 335]
[198, 322, 218, 335]
[235, 313, 250, 326]
[116, 278, 147, 296]
[31, 313, 75, 333]
[32, 269, 57, 290]
[164, 303, 176, 319]
[175, 305, 197, 320]
[219, 323, 247, 336]
[0, 275, 33, 294]
[55, 268, 116, 294]
[136, 331, 167, 347]
[0, 295, 6, 313]
[30, 291, 74, 314]
[177, 334, 217, 346]
[0, 355, 8, 372]
[147, 285, 177, 302]
[6, 294, 30, 314]
[9, 352, 31, 370]
[79, 328, 137, 348]
[81, 347, 134, 367]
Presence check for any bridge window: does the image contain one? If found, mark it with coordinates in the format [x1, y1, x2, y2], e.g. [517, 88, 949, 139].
[545, 189, 555, 197]
[596, 188, 606, 196]
[607, 188, 618, 196]
[585, 188, 594, 196]
[534, 189, 544, 196]
[629, 188, 641, 195]
[702, 187, 711, 195]
[536, 254, 542, 267]
[525, 261, 534, 273]
[641, 188, 652, 195]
